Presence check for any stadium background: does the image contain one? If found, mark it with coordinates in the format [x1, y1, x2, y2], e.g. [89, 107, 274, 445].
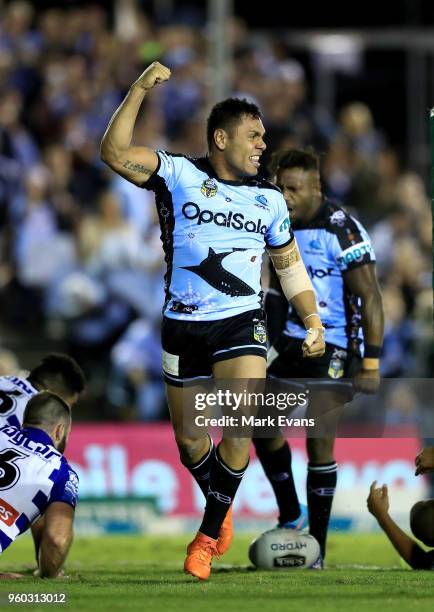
[0, 0, 432, 535]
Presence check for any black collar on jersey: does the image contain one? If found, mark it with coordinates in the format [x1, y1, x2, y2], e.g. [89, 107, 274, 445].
[292, 197, 330, 230]
[144, 151, 280, 192]
[21, 426, 55, 447]
[196, 156, 280, 189]
[196, 156, 249, 186]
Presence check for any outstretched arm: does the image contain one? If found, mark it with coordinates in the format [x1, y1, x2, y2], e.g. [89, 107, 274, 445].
[367, 482, 432, 569]
[100, 62, 171, 186]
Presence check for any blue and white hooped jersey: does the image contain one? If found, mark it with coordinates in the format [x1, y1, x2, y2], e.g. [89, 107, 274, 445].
[271, 200, 376, 353]
[0, 425, 78, 553]
[0, 376, 38, 429]
[143, 153, 293, 321]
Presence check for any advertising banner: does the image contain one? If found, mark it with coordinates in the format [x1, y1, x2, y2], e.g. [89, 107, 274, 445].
[67, 423, 425, 519]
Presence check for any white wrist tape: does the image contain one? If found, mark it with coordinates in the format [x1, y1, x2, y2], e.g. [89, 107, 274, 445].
[303, 327, 325, 348]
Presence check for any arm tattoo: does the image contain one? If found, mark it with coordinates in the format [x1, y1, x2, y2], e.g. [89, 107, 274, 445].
[270, 243, 300, 269]
[123, 160, 152, 175]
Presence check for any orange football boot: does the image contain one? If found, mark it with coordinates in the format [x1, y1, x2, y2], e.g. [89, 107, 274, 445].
[184, 532, 219, 580]
[216, 505, 233, 555]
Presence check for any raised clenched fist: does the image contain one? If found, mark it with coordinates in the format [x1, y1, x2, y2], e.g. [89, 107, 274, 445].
[134, 62, 171, 91]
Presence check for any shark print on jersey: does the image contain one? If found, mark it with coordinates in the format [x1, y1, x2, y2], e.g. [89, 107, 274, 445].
[143, 153, 292, 321]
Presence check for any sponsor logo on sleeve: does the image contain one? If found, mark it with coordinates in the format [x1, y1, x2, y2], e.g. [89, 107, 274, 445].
[336, 241, 372, 266]
[279, 217, 290, 233]
[65, 472, 79, 499]
[0, 497, 19, 526]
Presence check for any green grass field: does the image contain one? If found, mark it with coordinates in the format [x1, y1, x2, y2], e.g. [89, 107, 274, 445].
[0, 533, 432, 611]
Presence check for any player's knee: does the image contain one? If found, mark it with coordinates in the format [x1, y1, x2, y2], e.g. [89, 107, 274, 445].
[174, 434, 207, 462]
[221, 436, 250, 452]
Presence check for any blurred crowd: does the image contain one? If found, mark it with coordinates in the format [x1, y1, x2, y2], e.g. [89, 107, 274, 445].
[0, 1, 432, 422]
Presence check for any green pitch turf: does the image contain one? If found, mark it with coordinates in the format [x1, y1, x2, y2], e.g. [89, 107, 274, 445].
[0, 533, 432, 611]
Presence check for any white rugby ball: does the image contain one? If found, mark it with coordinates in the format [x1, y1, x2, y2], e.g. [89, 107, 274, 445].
[249, 528, 320, 569]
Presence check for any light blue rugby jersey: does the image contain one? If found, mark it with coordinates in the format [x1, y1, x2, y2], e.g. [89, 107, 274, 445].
[143, 152, 293, 321]
[270, 200, 376, 354]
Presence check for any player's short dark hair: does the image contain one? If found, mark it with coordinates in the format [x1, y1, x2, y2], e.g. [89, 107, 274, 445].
[28, 353, 86, 399]
[206, 98, 262, 148]
[23, 391, 71, 429]
[410, 500, 434, 546]
[268, 147, 320, 177]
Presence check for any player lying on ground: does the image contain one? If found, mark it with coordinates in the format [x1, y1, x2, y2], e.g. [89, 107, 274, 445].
[0, 392, 78, 578]
[367, 481, 434, 569]
[101, 62, 326, 580]
[0, 353, 85, 570]
[254, 148, 384, 567]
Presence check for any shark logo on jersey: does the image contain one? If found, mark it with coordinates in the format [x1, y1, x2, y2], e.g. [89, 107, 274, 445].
[182, 248, 255, 297]
[329, 211, 346, 227]
[309, 239, 322, 250]
[305, 239, 324, 255]
[201, 179, 218, 198]
[254, 194, 269, 209]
